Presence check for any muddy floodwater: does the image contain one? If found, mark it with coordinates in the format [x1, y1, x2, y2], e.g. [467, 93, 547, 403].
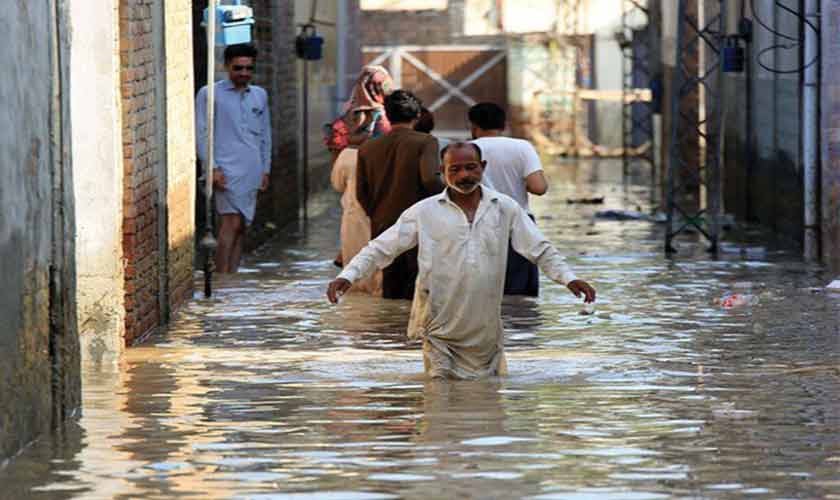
[3, 160, 840, 499]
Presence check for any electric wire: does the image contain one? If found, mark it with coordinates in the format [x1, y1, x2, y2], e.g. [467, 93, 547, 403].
[749, 0, 819, 74]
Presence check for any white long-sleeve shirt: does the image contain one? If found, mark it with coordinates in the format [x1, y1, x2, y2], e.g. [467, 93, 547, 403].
[338, 187, 578, 379]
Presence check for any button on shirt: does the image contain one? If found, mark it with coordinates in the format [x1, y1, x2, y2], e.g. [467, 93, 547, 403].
[338, 187, 578, 379]
[196, 80, 271, 222]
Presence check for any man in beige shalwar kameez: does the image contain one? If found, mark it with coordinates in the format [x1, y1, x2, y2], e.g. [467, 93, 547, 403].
[327, 143, 595, 379]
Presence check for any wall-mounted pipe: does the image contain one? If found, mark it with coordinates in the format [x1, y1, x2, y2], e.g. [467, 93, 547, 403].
[802, 0, 820, 260]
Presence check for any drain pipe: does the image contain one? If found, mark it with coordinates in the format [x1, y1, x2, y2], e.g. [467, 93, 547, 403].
[200, 0, 218, 297]
[802, 0, 820, 261]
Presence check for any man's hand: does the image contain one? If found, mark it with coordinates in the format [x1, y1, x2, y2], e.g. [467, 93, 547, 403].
[212, 168, 227, 191]
[567, 280, 596, 303]
[327, 278, 352, 303]
[260, 173, 270, 192]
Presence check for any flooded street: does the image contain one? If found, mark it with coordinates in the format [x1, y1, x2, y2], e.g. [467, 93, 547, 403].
[3, 160, 840, 499]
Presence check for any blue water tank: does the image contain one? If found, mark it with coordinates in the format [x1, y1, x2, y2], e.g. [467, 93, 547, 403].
[202, 1, 255, 46]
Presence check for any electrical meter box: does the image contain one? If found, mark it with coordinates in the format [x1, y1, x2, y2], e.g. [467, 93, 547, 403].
[295, 24, 324, 61]
[203, 1, 255, 46]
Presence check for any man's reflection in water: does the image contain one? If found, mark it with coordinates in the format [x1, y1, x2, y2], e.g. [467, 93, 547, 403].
[321, 293, 416, 349]
[417, 379, 507, 443]
[501, 296, 544, 350]
[412, 379, 543, 499]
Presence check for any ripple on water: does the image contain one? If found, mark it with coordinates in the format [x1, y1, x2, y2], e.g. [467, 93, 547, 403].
[4, 160, 840, 500]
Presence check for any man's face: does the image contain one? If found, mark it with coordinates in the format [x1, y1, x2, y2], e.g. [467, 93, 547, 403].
[227, 56, 255, 87]
[442, 146, 485, 194]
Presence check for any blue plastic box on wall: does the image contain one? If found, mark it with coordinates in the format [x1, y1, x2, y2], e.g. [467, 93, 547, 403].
[202, 0, 255, 46]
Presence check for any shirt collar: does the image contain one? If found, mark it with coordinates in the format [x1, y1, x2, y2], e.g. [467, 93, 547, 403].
[436, 185, 500, 204]
[222, 79, 250, 92]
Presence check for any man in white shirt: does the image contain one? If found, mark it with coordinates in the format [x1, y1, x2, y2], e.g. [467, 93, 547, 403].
[327, 142, 595, 380]
[469, 102, 547, 296]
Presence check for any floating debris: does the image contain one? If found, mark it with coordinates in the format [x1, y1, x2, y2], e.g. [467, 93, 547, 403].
[566, 196, 605, 204]
[594, 209, 666, 223]
[715, 293, 759, 308]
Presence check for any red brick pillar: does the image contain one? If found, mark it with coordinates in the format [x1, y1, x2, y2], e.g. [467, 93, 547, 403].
[119, 0, 161, 343]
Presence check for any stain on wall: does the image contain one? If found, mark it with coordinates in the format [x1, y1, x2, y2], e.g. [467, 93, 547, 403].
[0, 0, 79, 460]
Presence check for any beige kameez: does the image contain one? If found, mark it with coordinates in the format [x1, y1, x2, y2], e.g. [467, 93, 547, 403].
[337, 187, 578, 379]
[331, 148, 382, 295]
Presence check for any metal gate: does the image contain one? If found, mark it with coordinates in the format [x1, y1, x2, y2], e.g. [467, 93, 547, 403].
[362, 45, 508, 138]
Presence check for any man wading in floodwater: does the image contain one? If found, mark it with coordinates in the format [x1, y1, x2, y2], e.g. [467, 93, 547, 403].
[327, 142, 596, 379]
[196, 43, 271, 273]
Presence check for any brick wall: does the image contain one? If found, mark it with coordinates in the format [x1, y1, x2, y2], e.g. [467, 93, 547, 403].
[164, 0, 196, 312]
[119, 0, 161, 343]
[360, 1, 502, 46]
[119, 0, 197, 342]
[361, 8, 454, 45]
[250, 1, 300, 235]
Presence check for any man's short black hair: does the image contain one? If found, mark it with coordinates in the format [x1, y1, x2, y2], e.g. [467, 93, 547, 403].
[415, 107, 435, 133]
[468, 102, 506, 131]
[224, 43, 258, 64]
[384, 90, 422, 124]
[440, 141, 483, 162]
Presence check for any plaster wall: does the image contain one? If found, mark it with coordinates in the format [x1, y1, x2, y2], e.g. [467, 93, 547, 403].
[0, 0, 79, 460]
[164, 0, 197, 311]
[69, 0, 126, 366]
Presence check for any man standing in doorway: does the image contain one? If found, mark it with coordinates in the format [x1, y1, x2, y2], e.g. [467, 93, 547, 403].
[356, 90, 443, 299]
[469, 102, 548, 296]
[196, 43, 271, 273]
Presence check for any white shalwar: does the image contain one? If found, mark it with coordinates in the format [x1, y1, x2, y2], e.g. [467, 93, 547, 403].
[337, 187, 578, 379]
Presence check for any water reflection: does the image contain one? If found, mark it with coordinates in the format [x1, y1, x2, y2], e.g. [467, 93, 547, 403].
[2, 159, 840, 499]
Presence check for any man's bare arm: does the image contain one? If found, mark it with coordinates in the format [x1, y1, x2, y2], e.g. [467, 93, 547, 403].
[525, 171, 548, 195]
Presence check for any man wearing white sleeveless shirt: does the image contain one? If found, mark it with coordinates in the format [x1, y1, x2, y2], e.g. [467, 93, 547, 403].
[469, 103, 548, 296]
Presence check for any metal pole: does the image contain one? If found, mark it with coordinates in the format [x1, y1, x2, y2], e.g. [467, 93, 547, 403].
[744, 21, 753, 221]
[803, 0, 820, 260]
[200, 0, 218, 297]
[665, 0, 686, 253]
[302, 58, 310, 220]
[706, 0, 725, 253]
[622, 1, 630, 177]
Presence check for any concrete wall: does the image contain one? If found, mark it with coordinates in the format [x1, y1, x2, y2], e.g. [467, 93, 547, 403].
[70, 0, 125, 366]
[721, 2, 803, 243]
[296, 0, 342, 196]
[821, 0, 840, 269]
[1, 0, 80, 460]
[164, 0, 196, 312]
